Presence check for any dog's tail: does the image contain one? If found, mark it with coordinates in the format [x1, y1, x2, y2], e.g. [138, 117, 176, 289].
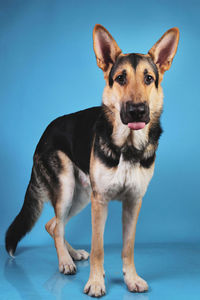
[5, 167, 44, 257]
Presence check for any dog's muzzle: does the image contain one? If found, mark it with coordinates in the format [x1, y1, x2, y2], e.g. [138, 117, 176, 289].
[120, 101, 150, 130]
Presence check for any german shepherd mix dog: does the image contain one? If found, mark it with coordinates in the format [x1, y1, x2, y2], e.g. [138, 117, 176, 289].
[6, 25, 179, 297]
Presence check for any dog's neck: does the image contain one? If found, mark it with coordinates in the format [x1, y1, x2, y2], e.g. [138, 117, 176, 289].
[94, 104, 162, 166]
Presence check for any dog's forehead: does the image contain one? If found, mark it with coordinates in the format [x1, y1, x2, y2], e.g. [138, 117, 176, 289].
[114, 53, 156, 73]
[109, 53, 159, 87]
[121, 53, 146, 70]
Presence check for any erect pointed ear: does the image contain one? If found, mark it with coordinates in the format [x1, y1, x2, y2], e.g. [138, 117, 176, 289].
[148, 27, 179, 74]
[93, 24, 122, 72]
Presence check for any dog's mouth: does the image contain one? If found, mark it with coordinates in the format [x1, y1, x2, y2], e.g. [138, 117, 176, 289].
[120, 101, 150, 131]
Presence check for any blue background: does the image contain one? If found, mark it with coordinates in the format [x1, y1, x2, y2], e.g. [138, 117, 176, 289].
[0, 1, 200, 299]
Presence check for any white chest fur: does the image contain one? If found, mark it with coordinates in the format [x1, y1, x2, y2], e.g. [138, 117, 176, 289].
[93, 156, 154, 201]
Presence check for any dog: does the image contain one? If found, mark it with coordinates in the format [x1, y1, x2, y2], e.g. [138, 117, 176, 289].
[5, 24, 179, 297]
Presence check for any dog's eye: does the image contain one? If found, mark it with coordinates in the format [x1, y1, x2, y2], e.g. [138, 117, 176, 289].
[115, 72, 126, 86]
[144, 74, 154, 85]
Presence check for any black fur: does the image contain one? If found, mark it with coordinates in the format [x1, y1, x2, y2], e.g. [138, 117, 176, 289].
[35, 106, 102, 174]
[140, 153, 156, 168]
[122, 145, 144, 163]
[34, 151, 62, 202]
[149, 118, 163, 145]
[128, 53, 143, 70]
[5, 168, 44, 255]
[146, 56, 159, 88]
[94, 107, 120, 167]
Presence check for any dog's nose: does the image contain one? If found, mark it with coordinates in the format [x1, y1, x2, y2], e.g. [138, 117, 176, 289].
[126, 102, 146, 118]
[120, 101, 150, 125]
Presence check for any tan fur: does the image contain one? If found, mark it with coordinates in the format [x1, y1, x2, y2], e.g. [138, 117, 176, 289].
[84, 193, 108, 297]
[122, 198, 148, 292]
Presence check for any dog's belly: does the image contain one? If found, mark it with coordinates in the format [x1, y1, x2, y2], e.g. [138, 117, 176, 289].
[66, 167, 91, 220]
[93, 157, 155, 201]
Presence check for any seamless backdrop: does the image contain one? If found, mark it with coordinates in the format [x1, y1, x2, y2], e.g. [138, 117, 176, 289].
[0, 0, 200, 249]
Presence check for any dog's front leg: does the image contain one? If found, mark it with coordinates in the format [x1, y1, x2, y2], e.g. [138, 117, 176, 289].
[84, 193, 108, 297]
[122, 197, 148, 293]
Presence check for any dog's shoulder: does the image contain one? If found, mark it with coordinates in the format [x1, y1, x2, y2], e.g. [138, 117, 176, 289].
[35, 106, 102, 174]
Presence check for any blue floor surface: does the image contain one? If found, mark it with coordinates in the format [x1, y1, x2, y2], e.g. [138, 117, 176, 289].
[0, 243, 200, 300]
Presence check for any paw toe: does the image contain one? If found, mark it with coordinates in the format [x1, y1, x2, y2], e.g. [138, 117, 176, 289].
[125, 275, 148, 293]
[84, 280, 106, 297]
[59, 261, 76, 275]
[72, 249, 90, 261]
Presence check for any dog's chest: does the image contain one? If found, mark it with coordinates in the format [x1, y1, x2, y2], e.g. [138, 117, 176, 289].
[93, 156, 154, 201]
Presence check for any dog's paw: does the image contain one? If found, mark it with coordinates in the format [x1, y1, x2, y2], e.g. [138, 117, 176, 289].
[124, 273, 148, 293]
[84, 278, 106, 297]
[59, 257, 77, 275]
[70, 249, 90, 261]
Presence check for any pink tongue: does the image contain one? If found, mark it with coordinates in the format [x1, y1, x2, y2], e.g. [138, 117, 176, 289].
[128, 122, 146, 130]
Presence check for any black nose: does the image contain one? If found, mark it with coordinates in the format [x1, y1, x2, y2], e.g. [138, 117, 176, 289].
[120, 101, 150, 124]
[127, 102, 145, 115]
[127, 102, 146, 117]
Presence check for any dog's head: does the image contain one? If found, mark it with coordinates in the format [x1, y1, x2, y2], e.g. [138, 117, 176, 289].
[93, 25, 179, 130]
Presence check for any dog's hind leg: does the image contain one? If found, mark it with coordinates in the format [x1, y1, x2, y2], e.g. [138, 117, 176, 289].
[65, 241, 89, 261]
[45, 217, 56, 238]
[52, 153, 77, 274]
[64, 180, 91, 261]
[45, 183, 91, 261]
[45, 217, 89, 261]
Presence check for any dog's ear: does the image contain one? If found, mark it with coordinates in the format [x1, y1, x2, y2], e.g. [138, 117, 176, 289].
[148, 28, 179, 74]
[93, 24, 122, 72]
